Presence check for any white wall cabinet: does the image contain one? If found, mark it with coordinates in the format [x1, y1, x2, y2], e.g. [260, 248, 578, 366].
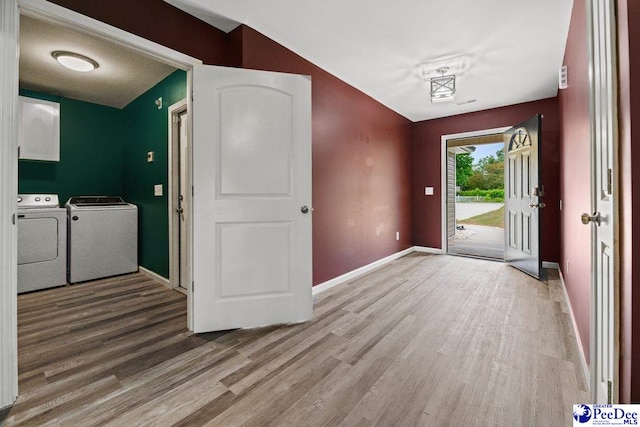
[18, 96, 60, 162]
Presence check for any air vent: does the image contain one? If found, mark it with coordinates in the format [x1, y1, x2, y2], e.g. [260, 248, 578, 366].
[559, 65, 568, 89]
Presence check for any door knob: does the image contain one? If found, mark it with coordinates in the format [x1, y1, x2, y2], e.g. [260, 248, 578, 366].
[301, 205, 310, 214]
[581, 212, 601, 226]
[529, 202, 546, 209]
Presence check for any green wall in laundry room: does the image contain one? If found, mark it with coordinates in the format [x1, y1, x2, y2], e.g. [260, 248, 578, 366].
[18, 89, 125, 205]
[122, 70, 187, 279]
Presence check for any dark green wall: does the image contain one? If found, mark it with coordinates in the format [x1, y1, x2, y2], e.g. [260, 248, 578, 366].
[123, 70, 187, 278]
[18, 90, 124, 205]
[18, 70, 186, 279]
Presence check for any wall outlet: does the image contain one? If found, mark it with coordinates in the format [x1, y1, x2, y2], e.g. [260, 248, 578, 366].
[396, 231, 400, 241]
[147, 151, 154, 163]
[425, 187, 434, 196]
[154, 184, 163, 196]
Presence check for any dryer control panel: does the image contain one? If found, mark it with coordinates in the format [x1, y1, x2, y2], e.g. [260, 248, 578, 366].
[18, 194, 60, 209]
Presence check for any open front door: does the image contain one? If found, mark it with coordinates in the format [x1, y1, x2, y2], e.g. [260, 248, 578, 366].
[504, 114, 543, 279]
[191, 65, 312, 333]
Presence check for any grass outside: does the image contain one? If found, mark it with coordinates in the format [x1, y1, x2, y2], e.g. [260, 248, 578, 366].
[458, 206, 505, 228]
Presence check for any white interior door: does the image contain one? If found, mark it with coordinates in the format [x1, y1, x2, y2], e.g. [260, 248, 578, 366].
[586, 0, 618, 404]
[191, 65, 312, 333]
[503, 114, 543, 279]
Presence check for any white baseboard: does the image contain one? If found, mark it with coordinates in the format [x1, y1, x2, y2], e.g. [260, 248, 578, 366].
[139, 266, 171, 289]
[543, 261, 560, 269]
[558, 267, 590, 389]
[312, 246, 416, 295]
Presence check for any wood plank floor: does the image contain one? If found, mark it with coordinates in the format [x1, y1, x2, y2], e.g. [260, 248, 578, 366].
[0, 254, 588, 426]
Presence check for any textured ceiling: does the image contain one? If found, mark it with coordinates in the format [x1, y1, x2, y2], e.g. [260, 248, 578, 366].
[19, 15, 177, 109]
[165, 0, 574, 122]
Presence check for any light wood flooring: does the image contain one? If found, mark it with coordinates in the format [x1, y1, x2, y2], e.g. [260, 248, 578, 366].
[0, 253, 588, 426]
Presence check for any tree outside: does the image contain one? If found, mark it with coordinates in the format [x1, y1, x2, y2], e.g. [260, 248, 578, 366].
[455, 153, 473, 188]
[456, 145, 505, 200]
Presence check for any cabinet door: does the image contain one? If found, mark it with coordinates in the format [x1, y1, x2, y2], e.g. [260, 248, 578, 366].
[18, 96, 60, 161]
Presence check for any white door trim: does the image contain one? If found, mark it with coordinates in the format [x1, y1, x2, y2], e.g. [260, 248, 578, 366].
[168, 99, 188, 291]
[440, 126, 511, 254]
[0, 0, 19, 411]
[17, 0, 201, 70]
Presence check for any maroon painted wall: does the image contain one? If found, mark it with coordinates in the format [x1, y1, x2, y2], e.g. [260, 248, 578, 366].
[412, 98, 561, 263]
[617, 0, 640, 404]
[557, 0, 591, 367]
[231, 26, 414, 286]
[48, 0, 232, 65]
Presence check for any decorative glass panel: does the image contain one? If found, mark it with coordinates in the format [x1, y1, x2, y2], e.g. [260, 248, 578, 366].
[508, 127, 531, 151]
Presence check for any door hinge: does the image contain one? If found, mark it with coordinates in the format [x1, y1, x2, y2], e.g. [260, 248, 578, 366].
[608, 380, 612, 404]
[192, 186, 194, 196]
[12, 213, 16, 225]
[17, 146, 20, 158]
[192, 281, 194, 293]
[172, 115, 179, 124]
[607, 168, 613, 194]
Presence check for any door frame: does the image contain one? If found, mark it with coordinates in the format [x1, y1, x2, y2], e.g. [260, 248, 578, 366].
[586, 0, 619, 403]
[168, 99, 189, 294]
[0, 0, 201, 409]
[0, 0, 19, 410]
[440, 126, 510, 254]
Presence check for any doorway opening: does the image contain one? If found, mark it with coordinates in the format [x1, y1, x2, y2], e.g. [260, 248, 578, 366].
[16, 10, 194, 296]
[169, 101, 189, 292]
[447, 133, 504, 260]
[441, 127, 511, 261]
[446, 135, 505, 260]
[1, 1, 200, 407]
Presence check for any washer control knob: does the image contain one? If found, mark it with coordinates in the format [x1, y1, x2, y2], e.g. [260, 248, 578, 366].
[17, 196, 22, 203]
[45, 197, 51, 202]
[35, 197, 41, 202]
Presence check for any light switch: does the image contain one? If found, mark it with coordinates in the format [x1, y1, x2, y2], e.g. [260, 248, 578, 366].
[154, 184, 163, 196]
[425, 187, 434, 196]
[147, 151, 154, 163]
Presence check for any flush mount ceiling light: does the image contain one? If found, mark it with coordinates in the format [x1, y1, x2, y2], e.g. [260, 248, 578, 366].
[430, 67, 456, 103]
[52, 51, 99, 72]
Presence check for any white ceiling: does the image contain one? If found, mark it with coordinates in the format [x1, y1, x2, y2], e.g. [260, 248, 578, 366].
[165, 0, 574, 122]
[19, 15, 177, 109]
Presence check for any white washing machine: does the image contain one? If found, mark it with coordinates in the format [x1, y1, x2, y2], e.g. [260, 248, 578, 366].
[17, 194, 67, 293]
[66, 196, 138, 283]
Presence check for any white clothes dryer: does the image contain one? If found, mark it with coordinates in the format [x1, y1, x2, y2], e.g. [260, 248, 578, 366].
[17, 194, 67, 293]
